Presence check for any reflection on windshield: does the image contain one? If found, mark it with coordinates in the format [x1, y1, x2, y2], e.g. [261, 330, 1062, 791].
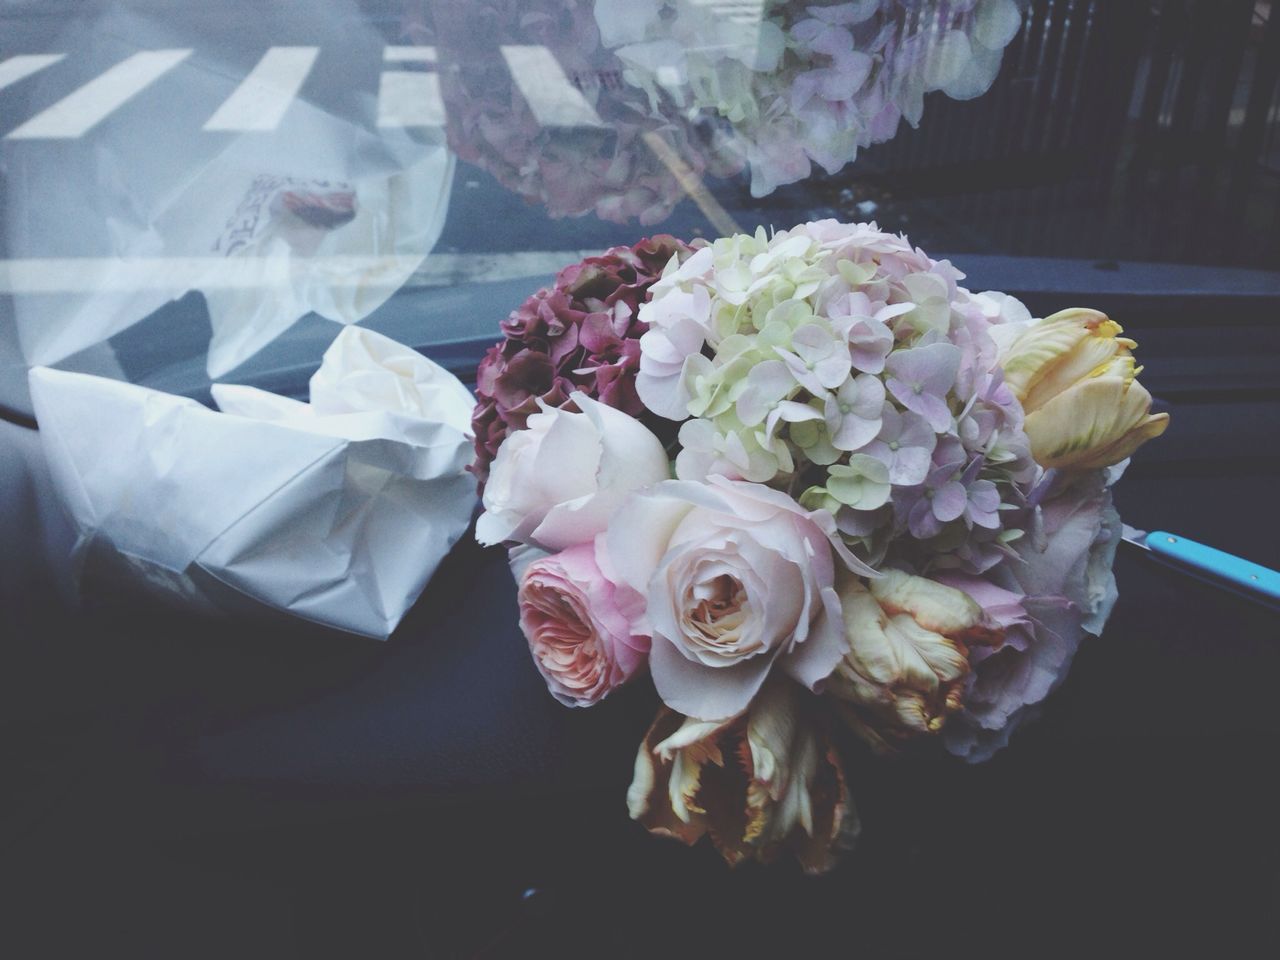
[1, 0, 454, 402]
[1, 0, 1278, 417]
[427, 0, 1022, 221]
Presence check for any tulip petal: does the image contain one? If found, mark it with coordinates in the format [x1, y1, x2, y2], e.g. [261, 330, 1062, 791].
[1024, 377, 1168, 470]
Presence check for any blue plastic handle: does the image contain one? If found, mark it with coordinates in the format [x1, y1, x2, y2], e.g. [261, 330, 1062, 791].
[1146, 531, 1280, 609]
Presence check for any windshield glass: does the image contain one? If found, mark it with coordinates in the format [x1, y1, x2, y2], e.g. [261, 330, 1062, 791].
[3, 0, 1277, 419]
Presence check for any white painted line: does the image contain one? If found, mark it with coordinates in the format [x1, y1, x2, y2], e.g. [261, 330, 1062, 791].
[203, 46, 319, 132]
[499, 45, 603, 128]
[0, 257, 414, 294]
[409, 251, 602, 287]
[0, 253, 597, 295]
[0, 54, 66, 92]
[5, 50, 191, 140]
[377, 70, 446, 128]
[384, 46, 437, 63]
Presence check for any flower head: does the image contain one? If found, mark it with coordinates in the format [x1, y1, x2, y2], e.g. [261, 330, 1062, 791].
[517, 542, 647, 707]
[1024, 376, 1169, 471]
[863, 405, 937, 485]
[941, 473, 1122, 761]
[884, 340, 962, 431]
[471, 236, 691, 487]
[995, 307, 1169, 469]
[823, 374, 886, 452]
[829, 569, 988, 749]
[627, 678, 855, 873]
[476, 393, 669, 551]
[599, 478, 875, 720]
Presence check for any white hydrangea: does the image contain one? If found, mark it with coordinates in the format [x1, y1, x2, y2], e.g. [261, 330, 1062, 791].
[636, 219, 1036, 565]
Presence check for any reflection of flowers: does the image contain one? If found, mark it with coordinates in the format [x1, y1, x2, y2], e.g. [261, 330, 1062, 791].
[470, 235, 692, 487]
[432, 0, 737, 223]
[597, 0, 1025, 196]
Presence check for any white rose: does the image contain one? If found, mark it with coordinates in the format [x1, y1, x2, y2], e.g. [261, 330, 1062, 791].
[475, 392, 670, 551]
[601, 477, 878, 720]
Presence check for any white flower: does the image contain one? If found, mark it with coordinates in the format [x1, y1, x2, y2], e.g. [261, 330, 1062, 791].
[826, 454, 892, 511]
[600, 478, 877, 720]
[674, 415, 783, 483]
[823, 374, 886, 451]
[476, 392, 669, 551]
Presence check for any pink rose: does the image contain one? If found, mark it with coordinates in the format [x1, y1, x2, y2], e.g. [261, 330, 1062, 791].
[600, 477, 877, 720]
[516, 542, 648, 707]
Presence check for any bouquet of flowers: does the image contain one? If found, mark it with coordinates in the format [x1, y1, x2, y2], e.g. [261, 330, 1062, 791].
[473, 220, 1168, 871]
[595, 0, 1027, 196]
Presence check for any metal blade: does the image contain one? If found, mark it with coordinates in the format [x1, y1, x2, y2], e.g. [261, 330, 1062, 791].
[1121, 523, 1149, 550]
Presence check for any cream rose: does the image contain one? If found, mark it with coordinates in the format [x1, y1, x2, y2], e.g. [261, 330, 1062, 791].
[475, 392, 670, 551]
[601, 477, 877, 720]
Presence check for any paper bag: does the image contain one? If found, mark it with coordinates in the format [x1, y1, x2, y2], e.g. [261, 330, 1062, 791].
[28, 328, 476, 639]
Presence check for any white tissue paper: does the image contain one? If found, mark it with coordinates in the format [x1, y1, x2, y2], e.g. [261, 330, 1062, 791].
[28, 327, 477, 639]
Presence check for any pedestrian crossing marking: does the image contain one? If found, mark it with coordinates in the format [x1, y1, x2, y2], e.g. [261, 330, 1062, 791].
[500, 45, 604, 128]
[378, 70, 445, 128]
[384, 46, 437, 63]
[0, 252, 598, 294]
[5, 50, 192, 140]
[3, 45, 615, 139]
[203, 46, 319, 132]
[0, 54, 66, 93]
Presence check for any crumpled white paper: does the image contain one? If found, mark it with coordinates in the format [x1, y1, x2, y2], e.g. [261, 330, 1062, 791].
[28, 327, 476, 639]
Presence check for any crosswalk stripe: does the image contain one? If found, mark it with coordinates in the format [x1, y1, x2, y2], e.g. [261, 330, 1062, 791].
[383, 46, 437, 63]
[694, 0, 767, 22]
[5, 50, 191, 139]
[0, 54, 66, 92]
[500, 45, 604, 128]
[377, 70, 446, 128]
[203, 46, 319, 132]
[5, 44, 610, 140]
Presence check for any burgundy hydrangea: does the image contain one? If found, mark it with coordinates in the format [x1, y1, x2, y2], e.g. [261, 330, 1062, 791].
[471, 234, 693, 488]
